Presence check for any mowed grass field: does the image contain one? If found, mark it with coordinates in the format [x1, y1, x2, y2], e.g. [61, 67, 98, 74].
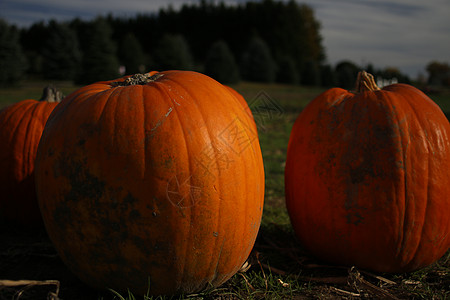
[0, 79, 449, 299]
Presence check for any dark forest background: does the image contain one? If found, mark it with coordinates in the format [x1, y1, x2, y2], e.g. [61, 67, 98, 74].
[1, 0, 449, 88]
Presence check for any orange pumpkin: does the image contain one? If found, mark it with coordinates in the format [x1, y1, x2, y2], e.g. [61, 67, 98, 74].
[35, 71, 264, 295]
[285, 71, 450, 273]
[0, 86, 62, 226]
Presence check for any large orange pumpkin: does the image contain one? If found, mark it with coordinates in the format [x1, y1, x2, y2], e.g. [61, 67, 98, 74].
[0, 86, 62, 226]
[285, 71, 450, 273]
[35, 71, 264, 295]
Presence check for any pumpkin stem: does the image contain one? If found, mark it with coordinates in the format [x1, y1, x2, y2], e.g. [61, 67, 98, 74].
[39, 85, 64, 103]
[111, 73, 164, 87]
[355, 71, 380, 93]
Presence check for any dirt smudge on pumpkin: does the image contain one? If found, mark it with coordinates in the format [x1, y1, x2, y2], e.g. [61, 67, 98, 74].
[77, 139, 86, 147]
[47, 147, 55, 157]
[52, 204, 73, 233]
[50, 153, 175, 287]
[52, 155, 106, 232]
[314, 95, 404, 226]
[122, 192, 138, 207]
[64, 160, 105, 204]
[129, 209, 141, 219]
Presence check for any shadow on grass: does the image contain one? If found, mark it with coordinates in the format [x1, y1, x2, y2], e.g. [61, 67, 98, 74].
[1, 219, 449, 300]
[0, 222, 101, 300]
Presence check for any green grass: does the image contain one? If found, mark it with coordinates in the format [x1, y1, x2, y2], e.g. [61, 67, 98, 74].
[427, 89, 450, 112]
[228, 82, 324, 224]
[0, 79, 81, 108]
[1, 80, 449, 299]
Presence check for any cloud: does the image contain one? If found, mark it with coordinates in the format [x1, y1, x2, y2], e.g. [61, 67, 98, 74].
[1, 0, 242, 25]
[300, 0, 450, 76]
[0, 0, 158, 25]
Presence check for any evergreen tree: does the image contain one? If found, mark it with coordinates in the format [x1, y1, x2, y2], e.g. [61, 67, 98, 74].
[426, 61, 450, 86]
[153, 34, 193, 70]
[241, 36, 277, 83]
[20, 21, 49, 75]
[154, 0, 325, 70]
[366, 63, 375, 75]
[77, 18, 120, 84]
[276, 56, 299, 85]
[19, 1, 328, 81]
[301, 60, 321, 86]
[204, 40, 240, 84]
[69, 17, 91, 53]
[381, 67, 410, 84]
[296, 3, 325, 63]
[42, 20, 81, 80]
[119, 33, 146, 75]
[238, 1, 325, 71]
[320, 64, 337, 87]
[0, 19, 27, 86]
[335, 60, 359, 89]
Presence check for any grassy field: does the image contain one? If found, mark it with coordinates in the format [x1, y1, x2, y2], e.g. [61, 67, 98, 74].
[0, 79, 449, 299]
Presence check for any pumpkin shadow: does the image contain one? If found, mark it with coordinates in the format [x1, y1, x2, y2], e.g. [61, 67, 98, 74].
[444, 112, 450, 122]
[0, 222, 100, 300]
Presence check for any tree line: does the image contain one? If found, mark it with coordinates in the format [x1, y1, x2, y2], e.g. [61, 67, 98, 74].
[2, 0, 446, 88]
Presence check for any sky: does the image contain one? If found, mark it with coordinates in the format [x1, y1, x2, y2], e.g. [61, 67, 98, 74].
[1, 0, 449, 78]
